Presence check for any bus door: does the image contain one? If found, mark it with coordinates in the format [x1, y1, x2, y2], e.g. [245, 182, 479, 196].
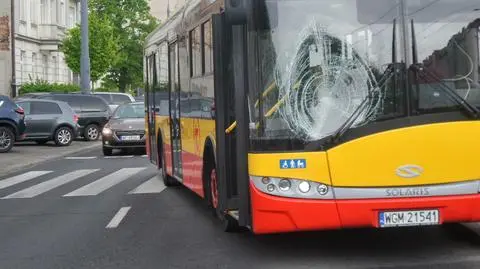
[212, 13, 246, 224]
[169, 41, 183, 180]
[146, 54, 158, 166]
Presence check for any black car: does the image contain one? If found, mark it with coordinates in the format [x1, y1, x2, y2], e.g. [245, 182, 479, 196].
[15, 99, 79, 146]
[101, 102, 145, 156]
[37, 94, 111, 141]
[0, 95, 26, 153]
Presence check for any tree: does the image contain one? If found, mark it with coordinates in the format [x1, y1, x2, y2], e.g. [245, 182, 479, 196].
[61, 13, 118, 85]
[90, 0, 159, 92]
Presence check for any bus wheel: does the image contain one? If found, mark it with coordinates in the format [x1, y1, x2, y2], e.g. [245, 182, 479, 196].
[206, 158, 242, 233]
[160, 145, 177, 187]
[210, 169, 219, 209]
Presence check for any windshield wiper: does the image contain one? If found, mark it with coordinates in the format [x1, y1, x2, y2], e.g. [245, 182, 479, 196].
[331, 19, 400, 143]
[409, 19, 480, 118]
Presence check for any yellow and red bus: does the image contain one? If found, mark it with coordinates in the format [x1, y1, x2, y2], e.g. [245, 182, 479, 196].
[144, 0, 480, 234]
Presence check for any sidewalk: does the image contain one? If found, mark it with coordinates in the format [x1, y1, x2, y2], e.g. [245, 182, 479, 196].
[0, 140, 101, 175]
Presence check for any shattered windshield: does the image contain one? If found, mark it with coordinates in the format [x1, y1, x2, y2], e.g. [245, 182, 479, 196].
[250, 0, 480, 148]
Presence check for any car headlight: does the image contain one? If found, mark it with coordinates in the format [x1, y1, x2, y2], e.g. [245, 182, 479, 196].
[251, 176, 333, 199]
[102, 127, 112, 135]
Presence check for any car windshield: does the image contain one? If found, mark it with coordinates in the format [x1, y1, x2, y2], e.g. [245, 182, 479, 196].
[251, 0, 480, 145]
[113, 103, 144, 119]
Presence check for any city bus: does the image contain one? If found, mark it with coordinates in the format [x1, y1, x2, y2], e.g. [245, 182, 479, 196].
[144, 0, 480, 234]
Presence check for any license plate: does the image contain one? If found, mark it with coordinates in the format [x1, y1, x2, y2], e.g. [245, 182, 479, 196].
[379, 209, 440, 228]
[121, 135, 140, 141]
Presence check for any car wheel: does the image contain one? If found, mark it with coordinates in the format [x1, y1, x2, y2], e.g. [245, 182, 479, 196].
[103, 147, 113, 156]
[84, 124, 100, 141]
[54, 127, 73, 146]
[0, 126, 14, 153]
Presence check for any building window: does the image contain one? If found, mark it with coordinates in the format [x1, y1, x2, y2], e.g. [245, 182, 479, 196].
[68, 7, 76, 27]
[190, 26, 202, 77]
[20, 51, 26, 63]
[20, 0, 26, 21]
[203, 20, 213, 74]
[30, 0, 38, 24]
[52, 56, 58, 81]
[42, 54, 48, 80]
[32, 53, 37, 79]
[40, 0, 47, 24]
[60, 1, 66, 26]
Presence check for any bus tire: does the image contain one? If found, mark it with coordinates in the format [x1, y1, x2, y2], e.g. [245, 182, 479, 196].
[204, 153, 218, 215]
[160, 142, 178, 187]
[204, 145, 243, 233]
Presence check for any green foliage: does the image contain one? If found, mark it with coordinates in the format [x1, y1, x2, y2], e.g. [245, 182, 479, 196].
[90, 0, 159, 92]
[61, 13, 118, 83]
[19, 80, 80, 95]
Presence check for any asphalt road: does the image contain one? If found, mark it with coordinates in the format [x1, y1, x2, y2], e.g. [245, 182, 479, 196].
[0, 148, 480, 269]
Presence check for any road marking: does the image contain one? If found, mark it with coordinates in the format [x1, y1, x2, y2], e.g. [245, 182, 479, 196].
[63, 167, 147, 197]
[0, 171, 52, 190]
[104, 155, 134, 159]
[128, 177, 165, 194]
[2, 169, 99, 199]
[65, 157, 97, 160]
[106, 206, 131, 229]
[141, 155, 147, 157]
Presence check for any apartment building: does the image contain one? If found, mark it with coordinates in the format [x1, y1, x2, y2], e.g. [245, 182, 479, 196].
[14, 0, 81, 92]
[0, 1, 12, 96]
[149, 0, 186, 22]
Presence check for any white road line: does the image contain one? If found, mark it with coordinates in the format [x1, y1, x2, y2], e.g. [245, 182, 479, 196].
[0, 171, 52, 190]
[128, 177, 165, 194]
[2, 169, 99, 199]
[104, 155, 134, 159]
[106, 206, 131, 229]
[141, 155, 147, 157]
[65, 157, 97, 160]
[63, 167, 147, 197]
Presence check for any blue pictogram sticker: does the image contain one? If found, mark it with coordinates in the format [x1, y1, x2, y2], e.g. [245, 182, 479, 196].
[280, 159, 307, 169]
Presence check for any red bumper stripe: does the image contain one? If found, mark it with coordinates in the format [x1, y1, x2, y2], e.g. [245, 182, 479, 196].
[250, 182, 480, 234]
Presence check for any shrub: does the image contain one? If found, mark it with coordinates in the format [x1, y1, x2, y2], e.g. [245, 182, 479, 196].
[19, 80, 81, 95]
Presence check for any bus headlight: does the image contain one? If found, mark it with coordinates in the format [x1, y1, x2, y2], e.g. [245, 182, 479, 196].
[317, 184, 329, 196]
[251, 176, 333, 200]
[298, 181, 311, 193]
[278, 179, 291, 192]
[267, 184, 276, 192]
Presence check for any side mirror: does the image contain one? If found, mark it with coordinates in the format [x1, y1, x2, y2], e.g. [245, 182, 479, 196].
[256, 1, 278, 30]
[225, 0, 248, 25]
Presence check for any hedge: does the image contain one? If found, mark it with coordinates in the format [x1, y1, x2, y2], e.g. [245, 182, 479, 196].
[19, 80, 81, 95]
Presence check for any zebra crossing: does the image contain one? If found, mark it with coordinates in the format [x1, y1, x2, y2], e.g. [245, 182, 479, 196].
[0, 167, 165, 200]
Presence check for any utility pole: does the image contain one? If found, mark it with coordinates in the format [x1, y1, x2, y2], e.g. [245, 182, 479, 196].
[10, 0, 16, 98]
[80, 0, 91, 94]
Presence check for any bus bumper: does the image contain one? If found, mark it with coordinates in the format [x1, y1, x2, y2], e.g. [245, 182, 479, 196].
[250, 182, 480, 234]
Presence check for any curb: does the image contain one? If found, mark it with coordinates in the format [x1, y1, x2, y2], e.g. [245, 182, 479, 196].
[3, 141, 101, 175]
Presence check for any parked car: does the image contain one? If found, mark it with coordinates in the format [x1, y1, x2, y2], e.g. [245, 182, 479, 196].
[101, 102, 146, 156]
[0, 95, 26, 153]
[15, 99, 79, 146]
[72, 91, 135, 112]
[14, 92, 51, 101]
[37, 93, 111, 141]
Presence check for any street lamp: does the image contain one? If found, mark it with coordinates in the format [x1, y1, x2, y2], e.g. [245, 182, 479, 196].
[80, 0, 91, 94]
